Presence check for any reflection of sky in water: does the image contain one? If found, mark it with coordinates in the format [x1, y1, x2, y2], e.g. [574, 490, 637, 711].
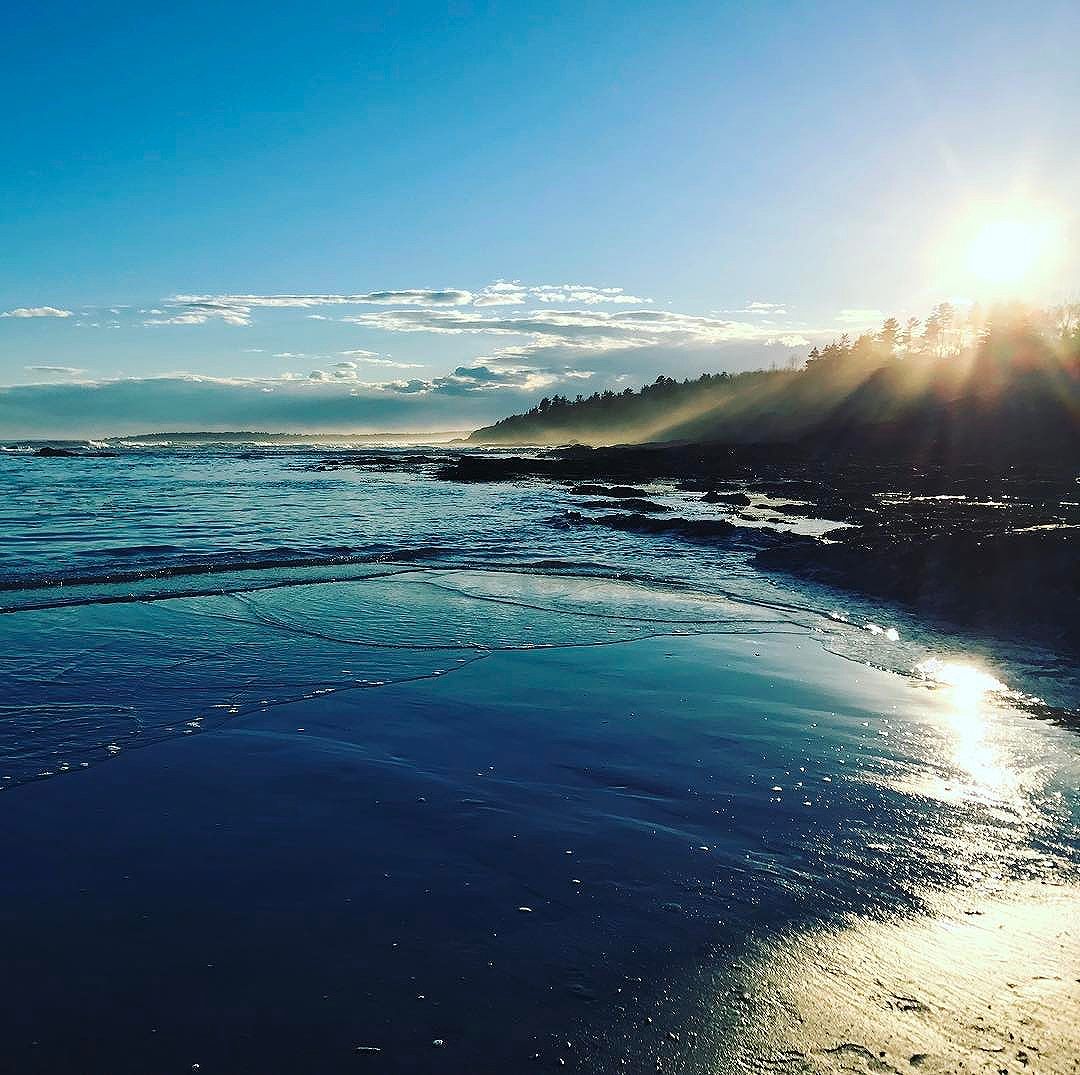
[1, 555, 1077, 1071]
[3, 571, 1074, 895]
[0, 453, 1075, 912]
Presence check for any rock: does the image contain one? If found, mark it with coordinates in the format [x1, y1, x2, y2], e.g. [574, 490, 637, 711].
[757, 524, 1080, 652]
[579, 498, 672, 513]
[569, 484, 652, 498]
[588, 513, 738, 540]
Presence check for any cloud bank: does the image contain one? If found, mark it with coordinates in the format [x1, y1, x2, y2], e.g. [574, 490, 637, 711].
[141, 283, 651, 326]
[0, 278, 843, 436]
[2, 306, 73, 319]
[342, 307, 800, 353]
[0, 330, 814, 438]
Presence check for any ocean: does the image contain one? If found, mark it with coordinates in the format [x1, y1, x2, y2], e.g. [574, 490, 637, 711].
[1, 440, 1077, 1072]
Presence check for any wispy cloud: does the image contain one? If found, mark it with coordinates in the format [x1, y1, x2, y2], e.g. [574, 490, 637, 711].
[836, 308, 884, 325]
[145, 309, 249, 327]
[2, 306, 73, 319]
[275, 348, 423, 373]
[719, 301, 788, 315]
[148, 290, 475, 326]
[141, 283, 651, 325]
[23, 365, 87, 376]
[473, 282, 650, 306]
[342, 307, 795, 349]
[338, 352, 423, 369]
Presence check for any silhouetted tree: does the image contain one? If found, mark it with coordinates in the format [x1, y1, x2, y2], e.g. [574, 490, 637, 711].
[878, 317, 900, 353]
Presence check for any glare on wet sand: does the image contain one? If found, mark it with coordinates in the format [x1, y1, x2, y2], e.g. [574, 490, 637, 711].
[711, 885, 1080, 1074]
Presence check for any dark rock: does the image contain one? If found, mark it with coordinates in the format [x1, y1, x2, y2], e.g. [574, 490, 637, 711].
[436, 439, 1079, 653]
[757, 524, 1080, 651]
[585, 513, 738, 540]
[569, 484, 652, 499]
[580, 498, 671, 513]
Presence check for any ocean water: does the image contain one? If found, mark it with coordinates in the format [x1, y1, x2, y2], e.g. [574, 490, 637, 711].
[1, 442, 1077, 1072]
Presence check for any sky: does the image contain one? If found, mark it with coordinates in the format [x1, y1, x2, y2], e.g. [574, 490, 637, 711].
[2, 0, 1078, 436]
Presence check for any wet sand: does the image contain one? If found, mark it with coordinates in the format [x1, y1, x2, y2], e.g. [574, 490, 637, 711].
[737, 887, 1080, 1074]
[1, 576, 1077, 1073]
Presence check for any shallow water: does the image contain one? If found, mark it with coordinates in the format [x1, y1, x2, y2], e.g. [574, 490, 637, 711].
[0, 444, 1077, 1072]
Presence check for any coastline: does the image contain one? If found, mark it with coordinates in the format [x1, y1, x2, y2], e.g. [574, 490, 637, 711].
[434, 443, 1080, 657]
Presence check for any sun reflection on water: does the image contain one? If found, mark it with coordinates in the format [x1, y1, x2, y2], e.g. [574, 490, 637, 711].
[916, 658, 1008, 698]
[915, 658, 1017, 802]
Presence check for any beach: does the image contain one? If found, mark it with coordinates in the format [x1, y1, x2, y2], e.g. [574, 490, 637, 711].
[2, 552, 1077, 1072]
[5, 3, 1079, 1069]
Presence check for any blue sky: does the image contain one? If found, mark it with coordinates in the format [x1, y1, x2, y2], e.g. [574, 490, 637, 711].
[2, 0, 1077, 435]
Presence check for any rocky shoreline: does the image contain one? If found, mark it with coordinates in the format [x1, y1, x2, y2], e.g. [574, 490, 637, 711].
[436, 444, 1080, 655]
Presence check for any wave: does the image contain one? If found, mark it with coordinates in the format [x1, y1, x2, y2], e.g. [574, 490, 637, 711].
[0, 545, 445, 598]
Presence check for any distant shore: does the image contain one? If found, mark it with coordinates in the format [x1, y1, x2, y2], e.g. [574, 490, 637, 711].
[4, 429, 474, 446]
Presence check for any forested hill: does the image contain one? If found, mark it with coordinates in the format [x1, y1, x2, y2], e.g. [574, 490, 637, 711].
[468, 305, 1080, 464]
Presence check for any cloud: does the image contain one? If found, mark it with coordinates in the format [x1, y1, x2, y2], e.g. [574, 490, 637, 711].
[149, 289, 475, 326]
[350, 290, 473, 306]
[145, 309, 249, 327]
[529, 285, 650, 305]
[473, 282, 650, 306]
[836, 308, 884, 325]
[2, 306, 73, 319]
[384, 363, 570, 397]
[282, 348, 422, 375]
[339, 353, 423, 369]
[342, 307, 798, 349]
[719, 301, 788, 315]
[142, 284, 650, 325]
[0, 329, 834, 438]
[305, 355, 429, 383]
[472, 282, 529, 306]
[0, 374, 539, 437]
[23, 365, 87, 377]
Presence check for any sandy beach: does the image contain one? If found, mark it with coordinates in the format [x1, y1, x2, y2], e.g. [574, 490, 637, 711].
[2, 570, 1076, 1072]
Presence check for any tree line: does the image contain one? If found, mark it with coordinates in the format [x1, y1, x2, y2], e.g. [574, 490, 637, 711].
[470, 301, 1080, 451]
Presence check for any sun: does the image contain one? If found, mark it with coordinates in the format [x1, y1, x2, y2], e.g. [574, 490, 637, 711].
[962, 202, 1063, 289]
